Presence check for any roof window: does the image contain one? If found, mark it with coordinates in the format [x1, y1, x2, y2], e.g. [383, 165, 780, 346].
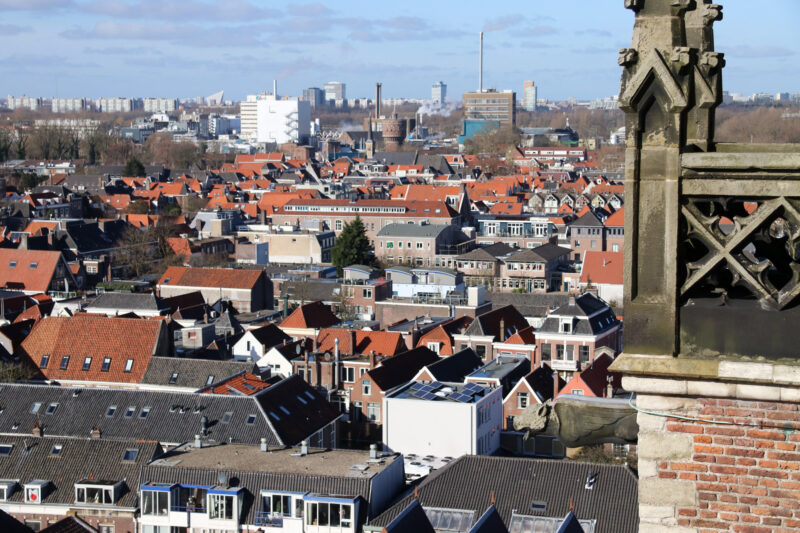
[123, 406, 135, 418]
[45, 403, 58, 415]
[106, 405, 117, 417]
[122, 449, 138, 462]
[59, 356, 70, 370]
[29, 262, 38, 269]
[221, 411, 233, 424]
[82, 357, 92, 371]
[246, 414, 257, 425]
[0, 445, 12, 456]
[50, 444, 63, 456]
[101, 358, 111, 372]
[124, 359, 133, 373]
[8, 261, 16, 268]
[169, 372, 178, 384]
[139, 406, 151, 419]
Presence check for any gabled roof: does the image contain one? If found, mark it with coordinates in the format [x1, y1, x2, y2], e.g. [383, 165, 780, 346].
[316, 329, 406, 357]
[0, 435, 160, 511]
[383, 499, 436, 533]
[142, 356, 256, 389]
[559, 352, 619, 398]
[21, 315, 165, 383]
[419, 348, 483, 382]
[504, 244, 571, 263]
[87, 292, 166, 313]
[158, 266, 264, 290]
[41, 516, 97, 533]
[367, 346, 439, 391]
[457, 243, 515, 261]
[604, 205, 624, 227]
[570, 210, 604, 227]
[367, 455, 638, 532]
[0, 248, 64, 292]
[580, 252, 623, 285]
[254, 375, 340, 445]
[505, 325, 536, 345]
[280, 301, 339, 329]
[463, 305, 529, 341]
[247, 323, 292, 347]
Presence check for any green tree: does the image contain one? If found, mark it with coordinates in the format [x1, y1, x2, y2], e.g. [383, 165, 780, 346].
[331, 215, 373, 276]
[21, 173, 41, 191]
[123, 157, 146, 177]
[126, 200, 150, 214]
[162, 203, 182, 216]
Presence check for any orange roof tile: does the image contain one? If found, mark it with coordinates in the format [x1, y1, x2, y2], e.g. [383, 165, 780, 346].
[316, 329, 405, 357]
[200, 371, 271, 395]
[280, 301, 339, 330]
[0, 249, 64, 293]
[21, 315, 164, 383]
[158, 266, 263, 290]
[580, 251, 623, 285]
[604, 206, 624, 227]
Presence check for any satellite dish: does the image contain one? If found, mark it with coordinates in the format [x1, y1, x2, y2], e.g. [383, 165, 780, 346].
[324, 352, 331, 362]
[296, 344, 302, 355]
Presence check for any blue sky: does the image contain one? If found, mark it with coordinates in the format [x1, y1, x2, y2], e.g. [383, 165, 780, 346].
[1, 0, 798, 102]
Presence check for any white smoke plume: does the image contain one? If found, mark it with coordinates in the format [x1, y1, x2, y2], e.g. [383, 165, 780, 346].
[417, 99, 461, 118]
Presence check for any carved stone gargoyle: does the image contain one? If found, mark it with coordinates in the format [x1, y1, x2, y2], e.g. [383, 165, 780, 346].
[513, 396, 639, 448]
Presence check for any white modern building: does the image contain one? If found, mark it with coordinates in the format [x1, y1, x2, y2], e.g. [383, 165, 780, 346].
[98, 97, 135, 113]
[523, 81, 538, 112]
[432, 81, 447, 105]
[143, 98, 178, 113]
[255, 97, 311, 145]
[7, 95, 42, 111]
[51, 98, 88, 113]
[382, 380, 503, 458]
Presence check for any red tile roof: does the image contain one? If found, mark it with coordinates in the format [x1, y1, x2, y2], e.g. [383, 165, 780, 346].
[158, 266, 264, 290]
[316, 329, 406, 357]
[580, 251, 623, 285]
[199, 371, 272, 395]
[0, 249, 64, 293]
[604, 205, 624, 227]
[21, 315, 165, 383]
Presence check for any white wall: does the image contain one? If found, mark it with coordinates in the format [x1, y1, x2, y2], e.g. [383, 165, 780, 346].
[256, 347, 295, 378]
[382, 387, 503, 458]
[256, 98, 311, 145]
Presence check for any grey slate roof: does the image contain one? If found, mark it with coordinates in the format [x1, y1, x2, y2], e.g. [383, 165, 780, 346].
[87, 292, 166, 313]
[377, 223, 452, 238]
[485, 292, 570, 318]
[367, 455, 638, 533]
[0, 381, 333, 447]
[456, 243, 514, 261]
[141, 356, 257, 388]
[424, 348, 483, 382]
[570, 210, 604, 227]
[504, 244, 571, 263]
[0, 435, 160, 510]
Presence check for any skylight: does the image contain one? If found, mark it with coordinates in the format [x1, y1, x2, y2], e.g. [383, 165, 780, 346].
[30, 402, 41, 414]
[0, 445, 12, 456]
[124, 406, 135, 418]
[246, 414, 257, 425]
[122, 449, 138, 462]
[59, 356, 70, 370]
[45, 403, 58, 415]
[139, 407, 151, 419]
[101, 358, 111, 372]
[8, 261, 16, 268]
[50, 445, 63, 456]
[106, 405, 117, 417]
[221, 411, 233, 424]
[169, 372, 178, 384]
[124, 359, 134, 373]
[29, 262, 38, 269]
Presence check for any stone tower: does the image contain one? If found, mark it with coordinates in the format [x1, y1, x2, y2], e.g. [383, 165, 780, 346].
[613, 1, 800, 531]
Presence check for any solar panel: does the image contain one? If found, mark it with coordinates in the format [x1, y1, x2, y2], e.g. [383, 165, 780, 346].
[420, 392, 437, 400]
[464, 383, 483, 394]
[429, 381, 444, 391]
[409, 383, 424, 392]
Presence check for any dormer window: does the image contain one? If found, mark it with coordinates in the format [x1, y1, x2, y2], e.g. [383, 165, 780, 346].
[24, 480, 49, 504]
[0, 480, 17, 501]
[75, 481, 119, 505]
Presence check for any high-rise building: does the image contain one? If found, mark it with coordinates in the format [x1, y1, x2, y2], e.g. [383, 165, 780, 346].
[302, 87, 324, 108]
[323, 82, 345, 104]
[462, 90, 516, 126]
[255, 96, 311, 145]
[7, 95, 42, 111]
[143, 98, 178, 114]
[51, 98, 87, 113]
[98, 97, 136, 113]
[523, 81, 537, 112]
[432, 81, 447, 105]
[240, 94, 261, 139]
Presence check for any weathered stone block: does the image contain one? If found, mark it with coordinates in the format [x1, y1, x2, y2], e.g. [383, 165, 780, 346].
[639, 525, 698, 533]
[637, 394, 697, 412]
[638, 412, 666, 432]
[623, 376, 688, 395]
[640, 504, 678, 524]
[774, 365, 800, 386]
[639, 431, 693, 460]
[718, 361, 773, 381]
[780, 387, 800, 403]
[639, 458, 659, 479]
[736, 384, 781, 401]
[686, 380, 735, 398]
[640, 478, 697, 507]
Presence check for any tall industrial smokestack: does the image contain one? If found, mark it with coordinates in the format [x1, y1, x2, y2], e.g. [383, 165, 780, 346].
[273, 79, 278, 99]
[479, 32, 484, 93]
[376, 82, 382, 119]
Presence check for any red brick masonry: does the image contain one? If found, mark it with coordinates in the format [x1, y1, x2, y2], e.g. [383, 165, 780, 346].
[658, 398, 800, 533]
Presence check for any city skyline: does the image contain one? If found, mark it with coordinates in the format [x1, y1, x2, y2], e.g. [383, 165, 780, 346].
[1, 0, 799, 102]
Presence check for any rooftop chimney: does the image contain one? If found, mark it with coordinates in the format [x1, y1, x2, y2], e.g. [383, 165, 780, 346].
[194, 434, 202, 448]
[369, 443, 378, 460]
[260, 437, 269, 452]
[32, 423, 42, 438]
[499, 318, 505, 342]
[273, 79, 278, 99]
[479, 32, 484, 93]
[90, 427, 101, 439]
[300, 440, 308, 456]
[553, 370, 561, 398]
[375, 82, 382, 119]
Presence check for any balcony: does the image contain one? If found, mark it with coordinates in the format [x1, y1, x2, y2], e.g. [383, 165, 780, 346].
[547, 359, 580, 372]
[254, 512, 284, 527]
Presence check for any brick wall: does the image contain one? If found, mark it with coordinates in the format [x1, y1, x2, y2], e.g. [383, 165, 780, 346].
[659, 398, 800, 532]
[636, 391, 800, 533]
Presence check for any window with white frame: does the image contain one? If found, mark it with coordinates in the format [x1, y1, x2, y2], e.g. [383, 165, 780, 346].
[75, 483, 116, 505]
[141, 489, 169, 516]
[517, 392, 529, 409]
[341, 367, 355, 383]
[306, 501, 353, 528]
[208, 493, 236, 520]
[427, 342, 440, 354]
[362, 379, 371, 395]
[367, 402, 380, 422]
